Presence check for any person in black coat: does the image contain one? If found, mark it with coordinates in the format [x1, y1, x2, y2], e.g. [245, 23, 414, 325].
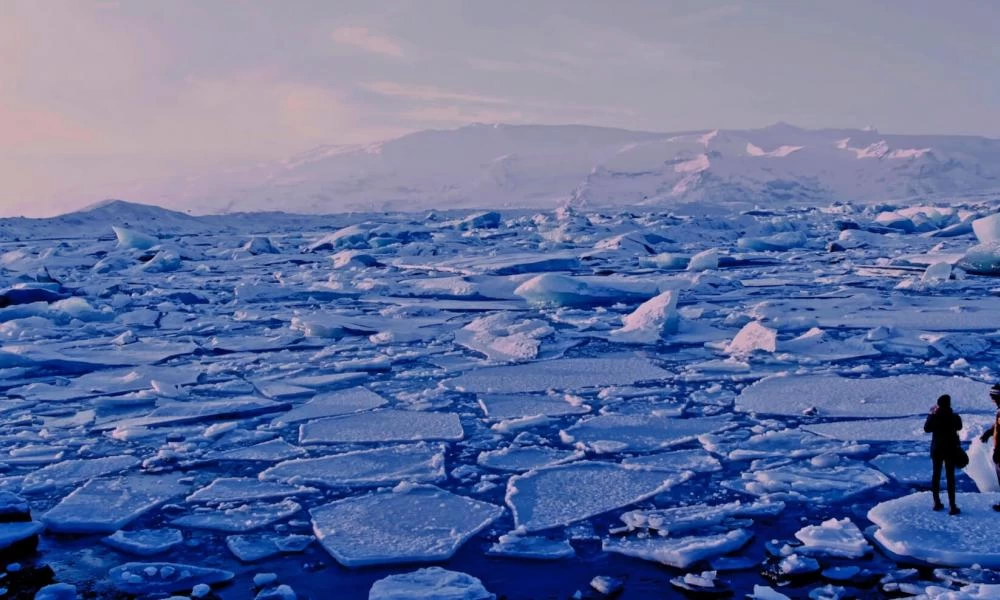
[924, 394, 963, 515]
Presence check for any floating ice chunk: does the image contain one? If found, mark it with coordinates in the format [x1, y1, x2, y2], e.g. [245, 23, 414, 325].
[619, 500, 784, 535]
[311, 486, 502, 567]
[750, 586, 790, 600]
[707, 429, 868, 461]
[687, 249, 719, 271]
[506, 462, 689, 532]
[870, 453, 946, 484]
[139, 250, 182, 273]
[207, 439, 306, 463]
[290, 314, 377, 339]
[487, 534, 575, 560]
[330, 250, 382, 269]
[477, 446, 583, 472]
[737, 232, 807, 251]
[609, 290, 678, 344]
[42, 475, 186, 534]
[491, 414, 551, 434]
[186, 478, 318, 504]
[241, 236, 280, 255]
[33, 584, 77, 600]
[457, 211, 502, 230]
[0, 521, 42, 551]
[172, 500, 301, 532]
[736, 374, 990, 417]
[112, 226, 158, 250]
[590, 575, 623, 595]
[272, 387, 387, 426]
[958, 242, 1000, 275]
[870, 492, 1000, 567]
[922, 332, 991, 359]
[724, 462, 887, 502]
[967, 436, 1000, 493]
[105, 397, 289, 430]
[225, 534, 314, 562]
[643, 253, 690, 269]
[514, 274, 655, 307]
[21, 456, 140, 494]
[255, 583, 297, 600]
[794, 518, 871, 558]
[449, 357, 669, 394]
[108, 562, 234, 595]
[305, 225, 372, 252]
[804, 414, 991, 442]
[603, 529, 753, 569]
[300, 410, 463, 444]
[973, 213, 1000, 244]
[725, 321, 777, 356]
[368, 567, 495, 600]
[778, 328, 879, 362]
[621, 449, 722, 473]
[777, 553, 820, 576]
[477, 394, 590, 420]
[455, 313, 553, 363]
[102, 529, 184, 557]
[261, 444, 445, 488]
[922, 261, 953, 283]
[562, 414, 731, 454]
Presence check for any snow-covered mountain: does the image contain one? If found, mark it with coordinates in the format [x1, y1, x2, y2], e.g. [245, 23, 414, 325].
[131, 123, 1000, 214]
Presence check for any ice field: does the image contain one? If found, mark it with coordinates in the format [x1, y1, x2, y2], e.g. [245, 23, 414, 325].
[1, 199, 1000, 598]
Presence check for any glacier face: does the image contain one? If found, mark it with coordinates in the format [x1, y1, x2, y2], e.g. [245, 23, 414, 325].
[120, 122, 1000, 215]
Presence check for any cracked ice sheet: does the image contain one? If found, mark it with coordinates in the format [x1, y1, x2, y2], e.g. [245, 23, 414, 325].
[477, 446, 583, 472]
[20, 455, 140, 494]
[736, 374, 992, 418]
[310, 485, 503, 567]
[41, 475, 187, 533]
[561, 414, 732, 454]
[205, 439, 306, 462]
[299, 410, 464, 444]
[185, 478, 318, 503]
[701, 429, 869, 461]
[477, 395, 590, 420]
[870, 492, 1000, 568]
[99, 397, 290, 430]
[723, 461, 888, 503]
[260, 444, 446, 488]
[447, 357, 671, 394]
[506, 462, 691, 533]
[271, 386, 388, 425]
[171, 500, 301, 532]
[803, 414, 993, 442]
[603, 529, 754, 569]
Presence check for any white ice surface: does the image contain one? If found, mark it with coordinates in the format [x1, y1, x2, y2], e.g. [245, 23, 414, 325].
[299, 410, 463, 444]
[448, 357, 670, 394]
[311, 485, 502, 567]
[603, 528, 753, 569]
[261, 444, 446, 488]
[368, 567, 495, 600]
[561, 414, 732, 454]
[41, 475, 187, 534]
[793, 518, 871, 558]
[506, 462, 690, 532]
[271, 387, 387, 425]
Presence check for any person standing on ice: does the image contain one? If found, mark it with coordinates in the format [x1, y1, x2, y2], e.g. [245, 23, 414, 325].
[924, 394, 962, 515]
[977, 384, 1000, 511]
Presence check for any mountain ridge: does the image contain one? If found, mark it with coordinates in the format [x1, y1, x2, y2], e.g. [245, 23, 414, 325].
[71, 122, 1000, 215]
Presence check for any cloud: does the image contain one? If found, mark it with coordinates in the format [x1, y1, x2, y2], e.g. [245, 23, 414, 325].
[362, 81, 508, 104]
[331, 26, 404, 58]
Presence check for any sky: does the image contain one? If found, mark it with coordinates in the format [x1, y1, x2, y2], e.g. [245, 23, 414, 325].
[2, 0, 999, 217]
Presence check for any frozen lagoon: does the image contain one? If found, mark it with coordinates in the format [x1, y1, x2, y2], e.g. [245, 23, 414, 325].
[0, 201, 999, 597]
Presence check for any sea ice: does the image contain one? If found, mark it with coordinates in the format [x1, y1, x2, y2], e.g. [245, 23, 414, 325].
[736, 374, 991, 418]
[310, 485, 502, 567]
[506, 462, 689, 532]
[725, 321, 777, 356]
[102, 529, 184, 557]
[869, 492, 1000, 567]
[20, 456, 141, 494]
[958, 243, 1000, 275]
[514, 273, 656, 307]
[972, 213, 1000, 244]
[299, 410, 464, 444]
[225, 534, 314, 562]
[687, 249, 719, 271]
[794, 518, 871, 558]
[185, 478, 318, 504]
[448, 357, 670, 394]
[561, 414, 732, 454]
[619, 500, 784, 535]
[368, 567, 495, 600]
[206, 439, 307, 462]
[620, 449, 722, 473]
[41, 475, 186, 534]
[609, 290, 679, 344]
[171, 500, 301, 532]
[477, 394, 590, 420]
[725, 462, 888, 502]
[108, 562, 234, 595]
[477, 446, 582, 472]
[603, 529, 753, 569]
[260, 444, 446, 488]
[486, 534, 576, 560]
[271, 387, 387, 425]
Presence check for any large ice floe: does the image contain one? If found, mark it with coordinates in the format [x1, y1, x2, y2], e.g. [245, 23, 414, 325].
[5, 200, 1000, 597]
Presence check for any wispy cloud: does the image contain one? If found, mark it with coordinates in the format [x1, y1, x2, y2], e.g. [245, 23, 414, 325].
[331, 26, 404, 58]
[362, 81, 508, 105]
